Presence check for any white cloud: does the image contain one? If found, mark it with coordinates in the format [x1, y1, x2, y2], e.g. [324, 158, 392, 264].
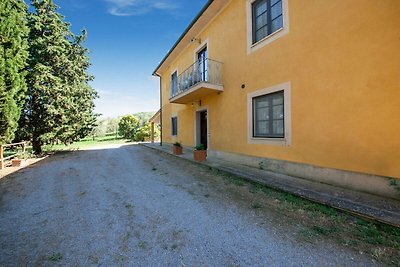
[105, 0, 179, 16]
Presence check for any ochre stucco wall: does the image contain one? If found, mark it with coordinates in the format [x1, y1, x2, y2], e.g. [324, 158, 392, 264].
[158, 0, 400, 179]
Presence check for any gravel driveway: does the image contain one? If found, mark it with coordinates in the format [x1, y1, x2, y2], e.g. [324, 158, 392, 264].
[0, 144, 377, 266]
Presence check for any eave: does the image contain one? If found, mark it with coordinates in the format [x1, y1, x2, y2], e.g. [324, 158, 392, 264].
[152, 0, 230, 76]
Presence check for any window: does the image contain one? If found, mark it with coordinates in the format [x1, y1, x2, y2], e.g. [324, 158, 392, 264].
[248, 82, 291, 145]
[171, 117, 178, 136]
[253, 91, 284, 138]
[252, 0, 283, 44]
[171, 71, 178, 97]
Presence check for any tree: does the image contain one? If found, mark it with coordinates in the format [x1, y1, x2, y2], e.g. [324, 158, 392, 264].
[105, 117, 120, 133]
[0, 0, 29, 143]
[57, 30, 98, 143]
[18, 0, 98, 153]
[118, 115, 139, 140]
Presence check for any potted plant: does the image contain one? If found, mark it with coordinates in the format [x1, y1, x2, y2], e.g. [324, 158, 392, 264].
[172, 141, 183, 155]
[11, 158, 24, 167]
[193, 144, 207, 162]
[11, 152, 28, 167]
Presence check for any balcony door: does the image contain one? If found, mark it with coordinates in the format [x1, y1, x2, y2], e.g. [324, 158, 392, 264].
[197, 46, 208, 82]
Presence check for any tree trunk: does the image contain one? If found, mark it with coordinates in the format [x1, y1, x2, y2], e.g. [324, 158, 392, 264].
[32, 139, 42, 155]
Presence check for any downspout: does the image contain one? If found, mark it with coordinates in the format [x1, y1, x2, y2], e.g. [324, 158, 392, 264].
[157, 74, 163, 146]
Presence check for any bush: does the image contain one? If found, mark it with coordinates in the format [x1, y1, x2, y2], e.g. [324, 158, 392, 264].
[134, 123, 152, 142]
[118, 115, 140, 139]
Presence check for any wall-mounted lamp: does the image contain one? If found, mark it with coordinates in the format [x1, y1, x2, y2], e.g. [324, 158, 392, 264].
[191, 100, 202, 107]
[190, 37, 201, 44]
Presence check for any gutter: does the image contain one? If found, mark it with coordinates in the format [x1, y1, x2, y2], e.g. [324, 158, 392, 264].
[152, 0, 214, 76]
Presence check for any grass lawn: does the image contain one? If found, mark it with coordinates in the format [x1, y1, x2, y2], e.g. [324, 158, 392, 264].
[27, 135, 133, 154]
[209, 167, 400, 266]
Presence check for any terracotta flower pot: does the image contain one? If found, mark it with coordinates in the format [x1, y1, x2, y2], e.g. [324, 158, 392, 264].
[11, 159, 25, 167]
[193, 150, 207, 162]
[173, 145, 183, 155]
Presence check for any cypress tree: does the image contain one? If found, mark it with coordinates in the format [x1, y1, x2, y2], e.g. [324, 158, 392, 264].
[19, 0, 97, 153]
[54, 30, 98, 144]
[0, 0, 29, 144]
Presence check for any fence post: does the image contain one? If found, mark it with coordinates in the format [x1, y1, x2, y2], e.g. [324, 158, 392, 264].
[0, 145, 3, 170]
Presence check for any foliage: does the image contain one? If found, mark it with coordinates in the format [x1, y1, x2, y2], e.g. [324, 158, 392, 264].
[173, 141, 181, 147]
[389, 179, 400, 193]
[92, 117, 120, 137]
[17, 0, 98, 154]
[194, 144, 206, 150]
[134, 122, 152, 142]
[48, 252, 63, 262]
[36, 135, 129, 153]
[96, 113, 158, 141]
[0, 0, 29, 143]
[118, 115, 140, 140]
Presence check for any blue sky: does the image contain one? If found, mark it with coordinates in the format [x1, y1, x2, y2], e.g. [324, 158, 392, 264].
[48, 0, 207, 118]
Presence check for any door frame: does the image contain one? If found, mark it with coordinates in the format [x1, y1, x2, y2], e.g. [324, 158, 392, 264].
[194, 39, 209, 83]
[194, 106, 209, 150]
[193, 38, 209, 62]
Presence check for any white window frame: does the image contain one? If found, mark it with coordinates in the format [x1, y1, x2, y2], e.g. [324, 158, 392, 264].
[246, 0, 290, 54]
[247, 82, 291, 146]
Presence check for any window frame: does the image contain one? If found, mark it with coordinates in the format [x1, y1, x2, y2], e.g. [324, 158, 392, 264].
[246, 0, 289, 54]
[252, 90, 285, 138]
[170, 70, 178, 97]
[171, 116, 178, 136]
[252, 0, 283, 45]
[247, 82, 291, 146]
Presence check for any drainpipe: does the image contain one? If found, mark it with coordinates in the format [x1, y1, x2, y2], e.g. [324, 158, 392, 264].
[157, 74, 163, 146]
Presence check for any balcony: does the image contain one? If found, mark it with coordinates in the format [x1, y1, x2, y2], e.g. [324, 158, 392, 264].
[170, 58, 223, 104]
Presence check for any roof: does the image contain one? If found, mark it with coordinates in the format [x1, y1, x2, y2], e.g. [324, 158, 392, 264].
[152, 0, 230, 76]
[149, 109, 161, 124]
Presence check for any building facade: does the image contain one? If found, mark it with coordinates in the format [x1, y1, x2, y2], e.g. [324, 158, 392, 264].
[153, 0, 400, 199]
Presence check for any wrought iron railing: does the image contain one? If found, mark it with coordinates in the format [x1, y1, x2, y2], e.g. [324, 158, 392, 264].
[170, 58, 223, 98]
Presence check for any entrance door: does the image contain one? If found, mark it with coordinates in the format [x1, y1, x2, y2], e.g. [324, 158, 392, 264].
[197, 47, 208, 82]
[200, 110, 208, 149]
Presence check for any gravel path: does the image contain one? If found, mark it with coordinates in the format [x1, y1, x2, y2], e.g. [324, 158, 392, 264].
[0, 144, 377, 266]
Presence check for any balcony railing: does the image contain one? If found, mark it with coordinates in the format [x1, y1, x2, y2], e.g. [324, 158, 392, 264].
[170, 58, 223, 99]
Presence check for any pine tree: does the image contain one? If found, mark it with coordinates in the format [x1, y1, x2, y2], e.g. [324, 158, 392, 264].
[19, 0, 97, 154]
[0, 0, 29, 144]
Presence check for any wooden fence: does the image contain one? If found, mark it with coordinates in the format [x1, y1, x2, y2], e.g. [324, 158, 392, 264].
[0, 142, 27, 170]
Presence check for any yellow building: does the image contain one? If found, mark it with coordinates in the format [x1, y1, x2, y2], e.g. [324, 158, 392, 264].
[152, 0, 400, 199]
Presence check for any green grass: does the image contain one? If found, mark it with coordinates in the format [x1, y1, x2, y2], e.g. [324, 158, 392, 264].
[202, 164, 400, 266]
[48, 252, 63, 262]
[251, 203, 263, 209]
[26, 135, 132, 154]
[138, 241, 148, 249]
